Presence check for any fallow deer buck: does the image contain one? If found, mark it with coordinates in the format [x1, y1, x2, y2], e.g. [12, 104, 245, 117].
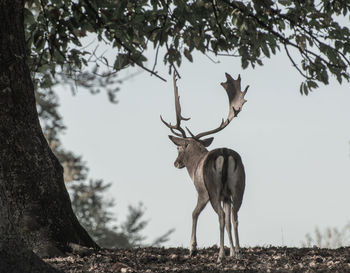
[161, 72, 248, 262]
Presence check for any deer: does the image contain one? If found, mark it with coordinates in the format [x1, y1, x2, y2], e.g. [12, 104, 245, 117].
[161, 72, 248, 263]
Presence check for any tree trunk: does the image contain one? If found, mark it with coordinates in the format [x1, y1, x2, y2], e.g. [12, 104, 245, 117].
[0, 240, 62, 273]
[0, 0, 98, 258]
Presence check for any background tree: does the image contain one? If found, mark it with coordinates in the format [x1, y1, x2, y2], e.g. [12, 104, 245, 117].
[69, 180, 174, 248]
[37, 84, 174, 249]
[302, 223, 350, 248]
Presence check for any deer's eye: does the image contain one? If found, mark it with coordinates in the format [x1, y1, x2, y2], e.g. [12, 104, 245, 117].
[177, 145, 185, 152]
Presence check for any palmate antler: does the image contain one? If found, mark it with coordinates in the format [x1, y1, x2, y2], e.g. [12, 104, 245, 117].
[160, 72, 190, 138]
[187, 73, 249, 140]
[161, 72, 249, 140]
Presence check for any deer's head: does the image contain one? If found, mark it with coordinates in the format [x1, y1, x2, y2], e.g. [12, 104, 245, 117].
[168, 136, 213, 169]
[161, 72, 249, 169]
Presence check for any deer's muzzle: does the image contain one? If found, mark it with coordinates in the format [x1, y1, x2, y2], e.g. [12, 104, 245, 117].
[174, 160, 185, 169]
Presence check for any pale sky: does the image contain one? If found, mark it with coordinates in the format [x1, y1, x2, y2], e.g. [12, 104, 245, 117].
[57, 49, 350, 248]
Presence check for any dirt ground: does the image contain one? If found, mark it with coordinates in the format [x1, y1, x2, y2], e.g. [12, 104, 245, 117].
[44, 246, 350, 273]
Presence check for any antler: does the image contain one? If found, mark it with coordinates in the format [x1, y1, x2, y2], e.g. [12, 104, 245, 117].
[160, 72, 190, 138]
[188, 73, 249, 140]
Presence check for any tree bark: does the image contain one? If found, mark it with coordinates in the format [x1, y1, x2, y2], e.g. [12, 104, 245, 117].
[0, 240, 62, 273]
[0, 0, 98, 259]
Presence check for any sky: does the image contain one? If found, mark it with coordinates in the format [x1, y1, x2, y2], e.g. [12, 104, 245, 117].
[56, 48, 350, 248]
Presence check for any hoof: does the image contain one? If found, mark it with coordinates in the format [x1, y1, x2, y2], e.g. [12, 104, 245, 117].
[217, 252, 225, 263]
[217, 256, 224, 263]
[229, 249, 240, 258]
[234, 251, 241, 259]
[189, 248, 198, 257]
[235, 253, 241, 259]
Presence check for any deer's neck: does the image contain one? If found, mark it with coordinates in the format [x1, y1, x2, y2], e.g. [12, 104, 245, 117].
[184, 148, 208, 181]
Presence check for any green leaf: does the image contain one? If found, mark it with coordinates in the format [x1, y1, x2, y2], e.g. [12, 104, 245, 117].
[193, 35, 200, 48]
[307, 80, 318, 89]
[40, 74, 53, 89]
[278, 0, 292, 6]
[278, 19, 285, 30]
[303, 82, 309, 95]
[53, 50, 65, 64]
[299, 82, 304, 95]
[184, 48, 193, 62]
[334, 40, 343, 50]
[319, 70, 329, 84]
[261, 43, 270, 58]
[24, 8, 35, 25]
[241, 58, 249, 69]
[114, 54, 130, 70]
[296, 35, 306, 51]
[239, 21, 248, 32]
[34, 36, 45, 51]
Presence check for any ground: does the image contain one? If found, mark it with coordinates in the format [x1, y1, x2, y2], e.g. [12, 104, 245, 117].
[44, 246, 350, 272]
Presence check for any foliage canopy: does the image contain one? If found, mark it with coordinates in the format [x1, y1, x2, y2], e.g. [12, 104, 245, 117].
[25, 0, 350, 97]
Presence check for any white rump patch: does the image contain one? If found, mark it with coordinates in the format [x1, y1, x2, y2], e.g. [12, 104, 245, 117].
[227, 156, 236, 180]
[215, 156, 224, 173]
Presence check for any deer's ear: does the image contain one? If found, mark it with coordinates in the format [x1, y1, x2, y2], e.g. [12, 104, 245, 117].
[200, 137, 214, 147]
[168, 135, 187, 146]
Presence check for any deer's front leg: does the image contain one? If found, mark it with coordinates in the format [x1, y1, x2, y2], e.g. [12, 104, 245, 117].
[189, 193, 209, 256]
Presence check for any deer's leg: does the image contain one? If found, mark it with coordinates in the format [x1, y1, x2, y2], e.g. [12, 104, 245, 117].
[209, 196, 225, 263]
[189, 193, 209, 256]
[217, 203, 226, 263]
[223, 200, 234, 257]
[227, 155, 242, 258]
[232, 208, 240, 257]
[208, 155, 225, 263]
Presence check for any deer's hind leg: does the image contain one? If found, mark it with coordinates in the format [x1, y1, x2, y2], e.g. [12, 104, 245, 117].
[206, 155, 226, 263]
[227, 155, 244, 257]
[223, 200, 235, 257]
[232, 208, 240, 256]
[210, 195, 225, 263]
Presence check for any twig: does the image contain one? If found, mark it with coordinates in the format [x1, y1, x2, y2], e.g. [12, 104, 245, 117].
[211, 0, 227, 39]
[82, 0, 167, 82]
[204, 52, 220, 64]
[284, 44, 313, 80]
[165, 42, 181, 79]
[152, 44, 160, 74]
